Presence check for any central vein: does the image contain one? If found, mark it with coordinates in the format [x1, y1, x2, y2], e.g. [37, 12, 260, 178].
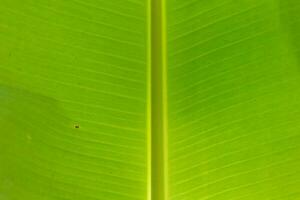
[148, 0, 168, 199]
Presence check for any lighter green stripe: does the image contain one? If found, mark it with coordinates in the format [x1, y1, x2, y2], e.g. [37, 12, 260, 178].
[150, 0, 169, 199]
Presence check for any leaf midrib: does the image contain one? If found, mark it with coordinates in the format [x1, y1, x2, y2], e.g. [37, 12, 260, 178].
[148, 0, 168, 200]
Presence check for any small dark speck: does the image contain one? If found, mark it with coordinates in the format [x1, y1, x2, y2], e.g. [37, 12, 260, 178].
[74, 125, 80, 129]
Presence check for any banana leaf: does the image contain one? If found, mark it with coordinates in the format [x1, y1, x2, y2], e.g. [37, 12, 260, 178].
[0, 0, 299, 200]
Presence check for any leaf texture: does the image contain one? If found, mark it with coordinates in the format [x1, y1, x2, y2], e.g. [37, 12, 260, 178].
[167, 0, 300, 199]
[0, 0, 300, 200]
[0, 0, 148, 199]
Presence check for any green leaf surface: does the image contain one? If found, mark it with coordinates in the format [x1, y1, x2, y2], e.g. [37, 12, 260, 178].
[167, 0, 300, 199]
[0, 0, 300, 200]
[0, 0, 148, 199]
